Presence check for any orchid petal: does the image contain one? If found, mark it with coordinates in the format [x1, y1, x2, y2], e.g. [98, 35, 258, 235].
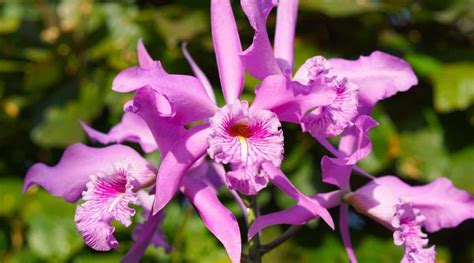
[122, 211, 165, 263]
[248, 190, 341, 239]
[153, 125, 211, 213]
[340, 204, 358, 263]
[348, 176, 474, 232]
[250, 75, 336, 123]
[240, 0, 281, 80]
[181, 42, 216, 104]
[181, 170, 241, 263]
[329, 51, 418, 114]
[274, 0, 298, 73]
[211, 0, 244, 103]
[262, 162, 335, 229]
[339, 115, 379, 165]
[113, 41, 216, 124]
[321, 156, 352, 190]
[129, 86, 186, 156]
[81, 112, 157, 153]
[24, 143, 155, 203]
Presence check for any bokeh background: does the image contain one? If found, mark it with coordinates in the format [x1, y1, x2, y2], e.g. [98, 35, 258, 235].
[1, 0, 473, 262]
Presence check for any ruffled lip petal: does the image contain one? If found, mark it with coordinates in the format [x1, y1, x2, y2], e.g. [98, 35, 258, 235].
[24, 143, 156, 203]
[329, 51, 418, 114]
[75, 162, 140, 251]
[347, 176, 474, 232]
[81, 112, 157, 153]
[226, 166, 269, 195]
[208, 100, 284, 168]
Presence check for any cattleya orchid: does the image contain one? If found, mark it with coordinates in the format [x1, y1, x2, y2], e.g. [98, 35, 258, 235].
[23, 0, 474, 262]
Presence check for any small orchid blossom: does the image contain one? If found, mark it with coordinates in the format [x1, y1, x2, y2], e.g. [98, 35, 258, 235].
[109, 0, 335, 231]
[241, 0, 417, 139]
[347, 176, 474, 262]
[24, 142, 242, 262]
[23, 144, 162, 251]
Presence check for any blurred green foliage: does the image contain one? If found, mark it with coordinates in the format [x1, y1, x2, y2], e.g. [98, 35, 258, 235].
[0, 0, 473, 262]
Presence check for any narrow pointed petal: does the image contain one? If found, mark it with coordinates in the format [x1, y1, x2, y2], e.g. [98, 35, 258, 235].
[211, 0, 244, 103]
[24, 143, 155, 203]
[274, 0, 298, 73]
[181, 43, 216, 104]
[128, 86, 186, 156]
[113, 41, 216, 124]
[348, 176, 474, 232]
[181, 173, 241, 263]
[153, 125, 211, 213]
[137, 39, 155, 70]
[338, 115, 379, 165]
[122, 211, 164, 263]
[262, 162, 335, 229]
[249, 190, 341, 239]
[329, 51, 418, 114]
[339, 204, 358, 263]
[321, 156, 352, 190]
[240, 0, 281, 80]
[250, 75, 336, 123]
[81, 112, 157, 153]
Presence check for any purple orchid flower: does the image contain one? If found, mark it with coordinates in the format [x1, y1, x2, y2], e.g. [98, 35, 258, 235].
[241, 0, 417, 140]
[23, 144, 162, 251]
[24, 142, 241, 262]
[347, 176, 474, 262]
[109, 0, 335, 231]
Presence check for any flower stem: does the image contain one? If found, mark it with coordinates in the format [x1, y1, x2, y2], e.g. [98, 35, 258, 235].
[245, 196, 262, 263]
[260, 225, 302, 254]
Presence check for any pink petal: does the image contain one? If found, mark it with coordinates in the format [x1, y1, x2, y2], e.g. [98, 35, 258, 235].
[248, 190, 342, 239]
[274, 0, 299, 73]
[113, 40, 216, 125]
[123, 211, 166, 263]
[181, 170, 241, 263]
[181, 42, 216, 104]
[211, 0, 244, 103]
[153, 125, 211, 213]
[81, 112, 157, 153]
[263, 162, 335, 229]
[329, 51, 418, 114]
[23, 143, 155, 203]
[348, 176, 474, 232]
[129, 86, 186, 156]
[339, 204, 358, 263]
[250, 75, 336, 123]
[240, 0, 281, 80]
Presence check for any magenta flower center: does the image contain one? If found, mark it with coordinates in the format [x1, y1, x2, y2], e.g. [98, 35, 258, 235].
[228, 119, 254, 138]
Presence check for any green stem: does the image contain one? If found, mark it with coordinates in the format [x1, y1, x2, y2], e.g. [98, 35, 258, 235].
[246, 196, 262, 263]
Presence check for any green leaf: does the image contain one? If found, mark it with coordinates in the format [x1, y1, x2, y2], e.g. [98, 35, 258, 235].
[404, 53, 442, 77]
[299, 0, 380, 17]
[31, 73, 106, 148]
[0, 178, 23, 216]
[22, 191, 83, 261]
[448, 146, 474, 193]
[358, 106, 398, 173]
[431, 63, 474, 112]
[396, 114, 450, 181]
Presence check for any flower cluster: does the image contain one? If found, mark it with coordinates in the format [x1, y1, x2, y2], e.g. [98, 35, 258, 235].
[24, 1, 474, 262]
